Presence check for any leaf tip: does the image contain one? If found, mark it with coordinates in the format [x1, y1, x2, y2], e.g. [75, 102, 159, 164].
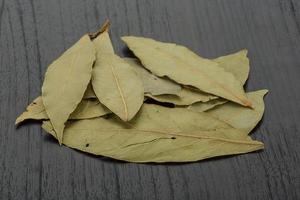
[15, 114, 25, 125]
[57, 135, 63, 145]
[89, 19, 111, 39]
[262, 89, 269, 96]
[100, 19, 110, 32]
[256, 141, 265, 150]
[121, 36, 131, 43]
[119, 112, 130, 122]
[241, 49, 248, 56]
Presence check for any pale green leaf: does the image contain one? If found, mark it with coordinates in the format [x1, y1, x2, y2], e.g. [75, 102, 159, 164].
[206, 90, 268, 134]
[124, 58, 181, 95]
[42, 104, 263, 163]
[42, 35, 96, 144]
[92, 31, 144, 121]
[122, 36, 251, 107]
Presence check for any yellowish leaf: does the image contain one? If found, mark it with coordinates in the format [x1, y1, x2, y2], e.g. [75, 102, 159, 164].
[92, 31, 144, 121]
[122, 36, 251, 106]
[188, 50, 250, 110]
[42, 35, 96, 144]
[42, 104, 263, 163]
[93, 30, 114, 54]
[214, 49, 249, 85]
[206, 90, 268, 134]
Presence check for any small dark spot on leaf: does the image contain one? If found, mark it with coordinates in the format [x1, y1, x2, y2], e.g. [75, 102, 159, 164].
[85, 143, 89, 147]
[32, 102, 37, 105]
[171, 137, 176, 140]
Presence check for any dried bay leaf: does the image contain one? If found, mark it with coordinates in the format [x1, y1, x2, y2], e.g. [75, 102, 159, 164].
[124, 58, 181, 95]
[214, 49, 249, 85]
[146, 50, 249, 106]
[146, 87, 217, 106]
[92, 54, 144, 121]
[15, 96, 110, 124]
[206, 90, 268, 134]
[15, 20, 268, 163]
[42, 35, 95, 144]
[93, 27, 114, 54]
[122, 36, 251, 107]
[15, 96, 46, 125]
[188, 50, 250, 110]
[92, 29, 144, 121]
[42, 104, 263, 163]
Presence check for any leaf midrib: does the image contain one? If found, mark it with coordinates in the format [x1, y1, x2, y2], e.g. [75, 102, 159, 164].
[68, 127, 262, 146]
[108, 59, 129, 121]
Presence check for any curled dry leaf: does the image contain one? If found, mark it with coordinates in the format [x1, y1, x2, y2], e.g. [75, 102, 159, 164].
[124, 58, 181, 95]
[42, 35, 96, 144]
[122, 36, 251, 107]
[15, 96, 110, 124]
[42, 104, 263, 163]
[206, 90, 268, 134]
[92, 30, 144, 121]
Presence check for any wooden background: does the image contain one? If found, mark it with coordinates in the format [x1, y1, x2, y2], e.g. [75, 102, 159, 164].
[1, 0, 300, 199]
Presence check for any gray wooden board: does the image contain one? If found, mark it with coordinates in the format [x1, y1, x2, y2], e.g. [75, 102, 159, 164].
[0, 0, 300, 199]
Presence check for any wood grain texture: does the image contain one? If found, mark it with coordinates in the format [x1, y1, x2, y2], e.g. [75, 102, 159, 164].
[0, 0, 299, 199]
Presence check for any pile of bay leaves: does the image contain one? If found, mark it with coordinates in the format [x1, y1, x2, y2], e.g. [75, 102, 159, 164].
[16, 21, 268, 163]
